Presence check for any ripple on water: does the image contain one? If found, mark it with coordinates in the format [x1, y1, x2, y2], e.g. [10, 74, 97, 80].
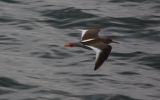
[112, 51, 145, 60]
[42, 7, 96, 19]
[110, 17, 153, 29]
[0, 77, 37, 90]
[31, 51, 56, 59]
[136, 54, 160, 70]
[0, 34, 21, 45]
[0, 0, 21, 4]
[30, 48, 73, 59]
[109, 0, 142, 3]
[118, 71, 140, 76]
[0, 89, 14, 96]
[38, 7, 98, 28]
[108, 94, 140, 100]
[78, 73, 108, 77]
[35, 89, 140, 100]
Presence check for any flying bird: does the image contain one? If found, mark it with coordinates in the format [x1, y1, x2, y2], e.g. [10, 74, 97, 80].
[64, 28, 119, 71]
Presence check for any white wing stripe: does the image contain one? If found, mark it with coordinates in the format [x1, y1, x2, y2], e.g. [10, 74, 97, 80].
[81, 38, 95, 42]
[86, 46, 101, 62]
[77, 29, 88, 40]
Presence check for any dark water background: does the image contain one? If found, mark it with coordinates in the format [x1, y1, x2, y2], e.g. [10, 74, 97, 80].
[0, 0, 160, 100]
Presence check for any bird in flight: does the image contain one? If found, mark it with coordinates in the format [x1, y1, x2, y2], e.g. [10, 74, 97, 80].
[64, 28, 119, 71]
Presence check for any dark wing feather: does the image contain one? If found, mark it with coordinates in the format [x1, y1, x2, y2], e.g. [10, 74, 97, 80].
[82, 28, 100, 40]
[83, 40, 112, 71]
[94, 45, 112, 71]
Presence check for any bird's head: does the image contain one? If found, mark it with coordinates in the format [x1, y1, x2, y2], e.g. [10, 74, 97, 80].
[106, 38, 119, 44]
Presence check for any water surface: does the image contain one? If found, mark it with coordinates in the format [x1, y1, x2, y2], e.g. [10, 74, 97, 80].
[0, 0, 160, 100]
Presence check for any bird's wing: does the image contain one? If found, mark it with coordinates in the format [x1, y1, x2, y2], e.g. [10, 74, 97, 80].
[94, 45, 112, 70]
[78, 28, 100, 40]
[86, 42, 112, 70]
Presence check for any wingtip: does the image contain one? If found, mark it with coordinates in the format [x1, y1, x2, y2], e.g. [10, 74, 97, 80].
[94, 67, 98, 71]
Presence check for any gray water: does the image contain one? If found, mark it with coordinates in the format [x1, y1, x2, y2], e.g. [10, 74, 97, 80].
[0, 0, 160, 100]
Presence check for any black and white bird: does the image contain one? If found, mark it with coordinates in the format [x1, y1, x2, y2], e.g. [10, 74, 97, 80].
[64, 28, 119, 70]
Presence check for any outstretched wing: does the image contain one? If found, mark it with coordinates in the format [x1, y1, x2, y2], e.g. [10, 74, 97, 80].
[78, 28, 100, 40]
[94, 45, 112, 70]
[85, 41, 112, 70]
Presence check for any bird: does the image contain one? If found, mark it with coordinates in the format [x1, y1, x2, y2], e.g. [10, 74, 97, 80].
[64, 28, 119, 71]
